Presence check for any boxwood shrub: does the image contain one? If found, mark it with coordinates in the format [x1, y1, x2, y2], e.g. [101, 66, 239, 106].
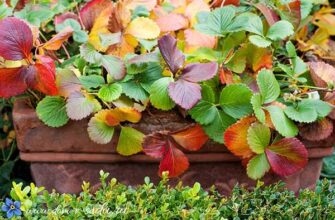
[1, 171, 335, 219]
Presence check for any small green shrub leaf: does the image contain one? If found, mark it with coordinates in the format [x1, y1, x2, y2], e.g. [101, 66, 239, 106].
[36, 96, 69, 127]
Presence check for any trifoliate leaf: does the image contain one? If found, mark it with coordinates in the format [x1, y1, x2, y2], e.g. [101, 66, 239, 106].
[247, 123, 271, 154]
[88, 110, 115, 144]
[251, 93, 266, 123]
[249, 35, 271, 48]
[126, 17, 160, 39]
[266, 20, 294, 41]
[203, 110, 236, 143]
[36, 96, 69, 128]
[228, 12, 264, 36]
[66, 92, 102, 120]
[195, 6, 236, 36]
[117, 127, 144, 156]
[149, 77, 175, 110]
[98, 83, 122, 102]
[220, 84, 253, 119]
[266, 105, 298, 137]
[79, 75, 105, 90]
[247, 153, 270, 180]
[189, 101, 217, 125]
[257, 69, 280, 104]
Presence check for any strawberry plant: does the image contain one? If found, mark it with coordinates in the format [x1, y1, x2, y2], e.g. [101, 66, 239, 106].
[0, 0, 334, 180]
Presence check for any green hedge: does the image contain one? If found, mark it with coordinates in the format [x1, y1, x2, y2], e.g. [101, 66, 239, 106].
[1, 171, 335, 219]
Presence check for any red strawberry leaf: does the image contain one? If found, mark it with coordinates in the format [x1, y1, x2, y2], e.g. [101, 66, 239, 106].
[79, 0, 113, 30]
[279, 0, 301, 29]
[0, 67, 30, 98]
[143, 132, 189, 177]
[158, 34, 185, 74]
[171, 125, 208, 151]
[255, 3, 279, 26]
[299, 118, 334, 141]
[33, 62, 58, 96]
[0, 17, 33, 61]
[181, 62, 218, 83]
[265, 138, 308, 177]
[168, 79, 201, 110]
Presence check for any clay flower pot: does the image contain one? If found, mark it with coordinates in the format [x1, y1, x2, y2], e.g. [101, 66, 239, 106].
[13, 99, 334, 194]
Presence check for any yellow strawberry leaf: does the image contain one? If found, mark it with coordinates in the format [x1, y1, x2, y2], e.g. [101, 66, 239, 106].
[125, 17, 160, 40]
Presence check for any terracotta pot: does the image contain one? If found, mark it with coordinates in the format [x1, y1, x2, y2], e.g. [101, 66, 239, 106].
[13, 99, 335, 195]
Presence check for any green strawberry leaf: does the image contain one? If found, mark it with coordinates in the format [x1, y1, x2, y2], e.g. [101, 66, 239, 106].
[266, 20, 294, 41]
[121, 81, 149, 101]
[249, 35, 272, 48]
[98, 83, 122, 102]
[227, 12, 264, 36]
[247, 153, 270, 180]
[79, 75, 105, 89]
[203, 110, 236, 143]
[266, 105, 298, 137]
[66, 92, 102, 120]
[149, 77, 175, 110]
[88, 110, 115, 144]
[117, 127, 145, 156]
[251, 93, 266, 123]
[189, 101, 217, 125]
[36, 96, 69, 128]
[257, 69, 280, 104]
[220, 84, 253, 119]
[247, 123, 271, 154]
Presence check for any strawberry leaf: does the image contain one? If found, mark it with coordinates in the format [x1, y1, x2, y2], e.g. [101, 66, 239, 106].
[266, 20, 294, 41]
[0, 67, 30, 98]
[265, 138, 308, 176]
[143, 132, 189, 177]
[168, 79, 201, 110]
[88, 110, 115, 144]
[224, 116, 256, 158]
[299, 118, 334, 141]
[257, 69, 280, 104]
[220, 84, 253, 119]
[79, 75, 105, 90]
[149, 77, 176, 111]
[79, 0, 112, 30]
[266, 105, 298, 137]
[117, 127, 144, 156]
[0, 17, 33, 60]
[228, 12, 264, 36]
[247, 123, 271, 154]
[203, 110, 236, 143]
[36, 96, 69, 128]
[181, 62, 218, 83]
[284, 100, 319, 123]
[101, 55, 126, 81]
[33, 58, 58, 96]
[66, 91, 101, 120]
[189, 100, 217, 125]
[56, 69, 81, 98]
[158, 34, 185, 74]
[251, 93, 266, 123]
[156, 13, 188, 32]
[249, 35, 271, 48]
[247, 153, 270, 180]
[171, 125, 208, 151]
[98, 83, 122, 102]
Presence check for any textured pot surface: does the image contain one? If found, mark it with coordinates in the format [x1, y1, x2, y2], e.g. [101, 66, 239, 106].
[13, 99, 335, 194]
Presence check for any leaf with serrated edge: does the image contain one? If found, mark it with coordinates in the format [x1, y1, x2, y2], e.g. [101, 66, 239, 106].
[66, 91, 101, 120]
[203, 110, 236, 143]
[149, 77, 175, 110]
[98, 83, 122, 102]
[266, 105, 298, 137]
[257, 69, 280, 103]
[224, 116, 256, 158]
[168, 79, 201, 110]
[126, 17, 160, 40]
[117, 127, 144, 156]
[220, 84, 253, 119]
[299, 118, 334, 141]
[189, 101, 217, 125]
[88, 110, 115, 144]
[284, 101, 318, 123]
[247, 153, 270, 180]
[171, 125, 208, 151]
[251, 93, 265, 123]
[249, 35, 271, 48]
[266, 20, 294, 41]
[266, 138, 308, 176]
[36, 96, 69, 127]
[247, 123, 271, 154]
